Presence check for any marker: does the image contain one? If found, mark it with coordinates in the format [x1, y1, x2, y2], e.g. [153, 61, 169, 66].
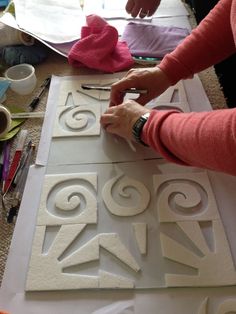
[3, 129, 28, 195]
[0, 147, 4, 182]
[1, 141, 10, 194]
[81, 84, 147, 94]
[28, 77, 51, 111]
[7, 143, 35, 223]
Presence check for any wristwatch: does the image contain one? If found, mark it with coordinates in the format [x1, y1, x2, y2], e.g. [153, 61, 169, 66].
[132, 112, 150, 146]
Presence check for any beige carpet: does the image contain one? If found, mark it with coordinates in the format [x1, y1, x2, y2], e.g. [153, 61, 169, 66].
[0, 4, 227, 286]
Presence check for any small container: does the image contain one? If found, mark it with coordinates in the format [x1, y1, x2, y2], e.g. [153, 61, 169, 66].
[0, 104, 11, 137]
[4, 63, 37, 95]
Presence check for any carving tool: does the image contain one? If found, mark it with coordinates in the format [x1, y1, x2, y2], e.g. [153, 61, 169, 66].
[81, 84, 147, 94]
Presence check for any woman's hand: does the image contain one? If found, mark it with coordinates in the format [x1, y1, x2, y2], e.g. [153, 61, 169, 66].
[100, 99, 151, 141]
[125, 0, 161, 18]
[110, 67, 171, 107]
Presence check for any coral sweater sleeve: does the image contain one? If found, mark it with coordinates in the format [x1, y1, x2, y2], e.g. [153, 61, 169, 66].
[158, 0, 235, 84]
[141, 0, 236, 176]
[142, 109, 236, 176]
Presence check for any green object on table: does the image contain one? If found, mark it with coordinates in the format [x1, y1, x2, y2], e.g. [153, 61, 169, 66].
[0, 105, 25, 141]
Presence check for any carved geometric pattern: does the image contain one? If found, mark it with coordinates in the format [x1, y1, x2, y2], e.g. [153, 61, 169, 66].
[132, 223, 147, 255]
[216, 299, 236, 313]
[197, 298, 208, 314]
[58, 78, 119, 105]
[26, 226, 137, 291]
[160, 220, 236, 286]
[26, 75, 236, 293]
[147, 81, 190, 112]
[154, 172, 236, 287]
[26, 167, 236, 291]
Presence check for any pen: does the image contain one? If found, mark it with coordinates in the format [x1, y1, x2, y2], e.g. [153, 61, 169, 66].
[12, 140, 32, 187]
[3, 129, 28, 195]
[81, 84, 147, 94]
[1, 141, 10, 194]
[14, 142, 35, 200]
[29, 77, 51, 111]
[0, 147, 4, 182]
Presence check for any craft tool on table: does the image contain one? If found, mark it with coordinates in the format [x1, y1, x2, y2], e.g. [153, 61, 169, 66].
[0, 147, 4, 181]
[2, 129, 28, 195]
[0, 105, 12, 137]
[7, 142, 35, 223]
[0, 105, 44, 139]
[81, 84, 147, 94]
[12, 140, 32, 187]
[1, 141, 10, 194]
[11, 111, 45, 119]
[28, 76, 51, 111]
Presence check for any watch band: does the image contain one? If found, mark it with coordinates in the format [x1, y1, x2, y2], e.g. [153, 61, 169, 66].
[132, 112, 150, 146]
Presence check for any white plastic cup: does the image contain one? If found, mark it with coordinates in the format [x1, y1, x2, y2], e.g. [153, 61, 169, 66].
[4, 63, 37, 95]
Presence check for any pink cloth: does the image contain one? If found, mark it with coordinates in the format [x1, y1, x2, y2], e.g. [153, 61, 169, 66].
[142, 0, 236, 176]
[68, 15, 134, 73]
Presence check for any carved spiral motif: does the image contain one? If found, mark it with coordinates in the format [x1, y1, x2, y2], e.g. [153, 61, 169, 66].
[65, 107, 92, 130]
[58, 107, 97, 135]
[197, 298, 236, 314]
[48, 182, 96, 218]
[102, 175, 150, 216]
[158, 181, 207, 216]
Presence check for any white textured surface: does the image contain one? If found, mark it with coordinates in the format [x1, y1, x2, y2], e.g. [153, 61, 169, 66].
[132, 223, 147, 255]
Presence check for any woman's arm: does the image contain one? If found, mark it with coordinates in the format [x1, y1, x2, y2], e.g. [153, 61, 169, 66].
[142, 108, 236, 176]
[159, 0, 235, 84]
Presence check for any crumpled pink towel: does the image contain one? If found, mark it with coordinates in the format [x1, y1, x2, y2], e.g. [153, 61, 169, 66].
[68, 15, 134, 73]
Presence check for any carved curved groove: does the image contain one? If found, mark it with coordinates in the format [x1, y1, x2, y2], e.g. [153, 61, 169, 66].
[102, 174, 150, 216]
[53, 104, 100, 137]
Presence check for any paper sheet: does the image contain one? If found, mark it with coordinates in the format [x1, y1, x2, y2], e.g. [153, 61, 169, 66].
[13, 0, 86, 43]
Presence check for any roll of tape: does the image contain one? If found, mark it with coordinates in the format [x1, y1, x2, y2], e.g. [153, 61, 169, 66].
[0, 22, 35, 48]
[19, 32, 35, 46]
[0, 105, 11, 137]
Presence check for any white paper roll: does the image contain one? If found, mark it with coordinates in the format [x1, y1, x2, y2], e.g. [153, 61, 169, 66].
[0, 105, 11, 137]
